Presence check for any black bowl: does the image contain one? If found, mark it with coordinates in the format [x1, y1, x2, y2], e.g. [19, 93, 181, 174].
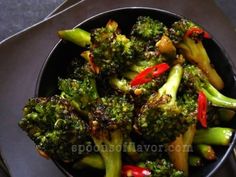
[36, 7, 236, 177]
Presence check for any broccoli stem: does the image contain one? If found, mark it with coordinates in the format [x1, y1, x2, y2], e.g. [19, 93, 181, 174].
[195, 144, 216, 160]
[73, 154, 105, 170]
[168, 135, 188, 176]
[178, 37, 224, 90]
[159, 64, 183, 105]
[201, 83, 236, 109]
[92, 130, 123, 177]
[193, 127, 234, 145]
[168, 124, 196, 176]
[109, 77, 131, 93]
[130, 64, 146, 73]
[58, 28, 91, 47]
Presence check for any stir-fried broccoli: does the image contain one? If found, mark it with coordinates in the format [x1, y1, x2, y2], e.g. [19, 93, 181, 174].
[89, 96, 134, 177]
[136, 64, 196, 144]
[90, 20, 134, 75]
[145, 159, 185, 177]
[19, 96, 89, 161]
[130, 16, 168, 58]
[19, 16, 236, 177]
[182, 64, 236, 109]
[169, 19, 224, 90]
[131, 16, 167, 41]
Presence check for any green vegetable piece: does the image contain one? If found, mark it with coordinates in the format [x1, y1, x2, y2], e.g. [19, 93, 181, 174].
[19, 96, 89, 162]
[137, 64, 196, 144]
[145, 159, 185, 177]
[169, 19, 224, 90]
[195, 144, 216, 160]
[193, 127, 234, 145]
[58, 28, 91, 47]
[73, 154, 105, 170]
[89, 96, 134, 177]
[183, 64, 236, 110]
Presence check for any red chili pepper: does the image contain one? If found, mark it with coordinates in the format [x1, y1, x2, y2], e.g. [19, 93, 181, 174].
[185, 27, 211, 39]
[130, 63, 170, 86]
[122, 165, 151, 177]
[197, 91, 208, 128]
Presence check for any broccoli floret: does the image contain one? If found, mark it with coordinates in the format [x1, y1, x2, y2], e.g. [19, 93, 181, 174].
[91, 20, 134, 75]
[58, 77, 98, 113]
[169, 19, 224, 90]
[182, 64, 236, 109]
[19, 96, 89, 162]
[58, 61, 99, 114]
[131, 16, 167, 41]
[136, 64, 196, 144]
[130, 16, 168, 58]
[89, 96, 134, 177]
[68, 58, 94, 80]
[145, 159, 185, 177]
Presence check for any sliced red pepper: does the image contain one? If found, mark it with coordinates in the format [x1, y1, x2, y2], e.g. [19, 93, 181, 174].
[185, 27, 211, 39]
[197, 91, 208, 128]
[130, 63, 170, 86]
[122, 165, 151, 177]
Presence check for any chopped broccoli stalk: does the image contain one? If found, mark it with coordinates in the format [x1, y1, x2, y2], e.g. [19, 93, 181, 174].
[183, 64, 236, 110]
[193, 127, 234, 145]
[136, 64, 195, 144]
[145, 159, 185, 177]
[92, 130, 122, 177]
[109, 77, 131, 93]
[73, 153, 105, 170]
[89, 96, 134, 177]
[58, 28, 91, 47]
[169, 19, 224, 90]
[19, 96, 89, 162]
[168, 124, 196, 176]
[195, 144, 216, 161]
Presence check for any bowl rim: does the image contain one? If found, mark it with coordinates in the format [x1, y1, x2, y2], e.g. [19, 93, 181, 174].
[35, 6, 236, 177]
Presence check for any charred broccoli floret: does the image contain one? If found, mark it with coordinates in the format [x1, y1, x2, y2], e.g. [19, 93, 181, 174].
[145, 159, 185, 177]
[58, 62, 99, 114]
[58, 77, 98, 113]
[131, 16, 167, 41]
[182, 64, 236, 109]
[90, 20, 134, 75]
[19, 96, 89, 162]
[169, 19, 224, 90]
[130, 16, 168, 57]
[89, 96, 134, 177]
[136, 64, 196, 144]
[59, 20, 134, 76]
